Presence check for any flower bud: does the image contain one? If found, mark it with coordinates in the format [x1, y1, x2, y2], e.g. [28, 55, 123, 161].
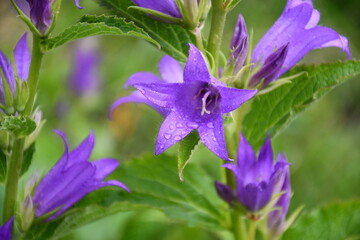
[19, 195, 35, 232]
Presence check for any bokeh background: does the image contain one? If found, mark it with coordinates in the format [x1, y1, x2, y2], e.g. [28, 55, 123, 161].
[0, 0, 359, 239]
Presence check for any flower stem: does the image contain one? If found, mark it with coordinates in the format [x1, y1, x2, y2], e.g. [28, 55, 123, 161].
[24, 35, 45, 115]
[207, 0, 227, 77]
[3, 138, 25, 221]
[248, 219, 257, 240]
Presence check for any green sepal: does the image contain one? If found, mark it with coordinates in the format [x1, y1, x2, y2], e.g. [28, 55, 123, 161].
[0, 116, 36, 137]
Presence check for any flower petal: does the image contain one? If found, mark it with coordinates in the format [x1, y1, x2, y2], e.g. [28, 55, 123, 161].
[14, 33, 30, 81]
[237, 181, 273, 212]
[0, 51, 16, 94]
[0, 216, 14, 240]
[257, 135, 274, 182]
[68, 130, 95, 164]
[252, 0, 351, 78]
[109, 91, 170, 119]
[198, 116, 229, 160]
[217, 86, 257, 113]
[125, 72, 163, 89]
[131, 0, 181, 18]
[215, 181, 237, 205]
[132, 82, 179, 109]
[237, 133, 257, 172]
[159, 55, 183, 83]
[183, 44, 211, 83]
[93, 158, 119, 180]
[155, 112, 195, 155]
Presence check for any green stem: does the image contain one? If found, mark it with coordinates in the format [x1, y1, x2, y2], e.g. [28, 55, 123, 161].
[193, 26, 205, 53]
[207, 0, 227, 77]
[3, 138, 25, 221]
[24, 35, 45, 115]
[248, 220, 257, 240]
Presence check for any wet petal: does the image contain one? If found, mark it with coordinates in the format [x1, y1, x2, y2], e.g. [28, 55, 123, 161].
[183, 44, 211, 83]
[217, 86, 257, 113]
[132, 82, 180, 109]
[14, 33, 30, 81]
[155, 112, 195, 155]
[159, 55, 183, 83]
[198, 116, 229, 160]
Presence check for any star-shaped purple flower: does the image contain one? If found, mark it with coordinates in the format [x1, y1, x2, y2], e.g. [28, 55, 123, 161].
[229, 0, 351, 88]
[0, 217, 14, 240]
[127, 44, 256, 160]
[131, 0, 182, 19]
[215, 134, 289, 212]
[33, 130, 129, 221]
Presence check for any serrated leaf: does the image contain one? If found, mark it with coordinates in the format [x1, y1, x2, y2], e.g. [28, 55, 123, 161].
[97, 0, 196, 62]
[43, 15, 159, 51]
[24, 154, 228, 239]
[177, 131, 200, 182]
[21, 143, 36, 177]
[243, 60, 360, 150]
[0, 116, 36, 137]
[283, 201, 360, 239]
[0, 149, 7, 182]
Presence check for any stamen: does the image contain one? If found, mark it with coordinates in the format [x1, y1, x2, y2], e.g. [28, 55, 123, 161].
[201, 91, 211, 115]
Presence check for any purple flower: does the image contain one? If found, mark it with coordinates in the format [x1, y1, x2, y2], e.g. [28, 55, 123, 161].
[25, 0, 52, 34]
[125, 44, 256, 160]
[231, 0, 351, 88]
[69, 41, 100, 96]
[216, 134, 289, 212]
[0, 33, 30, 103]
[110, 55, 183, 118]
[228, 15, 248, 74]
[268, 154, 291, 237]
[131, 0, 182, 18]
[33, 130, 129, 221]
[0, 217, 14, 240]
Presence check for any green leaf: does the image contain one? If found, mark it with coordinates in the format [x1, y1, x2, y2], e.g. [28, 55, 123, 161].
[24, 155, 227, 239]
[177, 131, 200, 182]
[42, 15, 159, 51]
[97, 0, 196, 62]
[243, 60, 360, 150]
[0, 116, 36, 137]
[21, 143, 36, 177]
[0, 149, 7, 182]
[283, 201, 360, 239]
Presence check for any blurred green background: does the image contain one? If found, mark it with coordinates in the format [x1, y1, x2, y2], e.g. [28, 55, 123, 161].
[0, 0, 359, 239]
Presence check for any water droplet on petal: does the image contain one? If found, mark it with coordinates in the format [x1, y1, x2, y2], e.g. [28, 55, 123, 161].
[169, 124, 175, 130]
[186, 122, 199, 128]
[212, 137, 216, 141]
[174, 135, 181, 141]
[164, 134, 171, 140]
[176, 123, 184, 128]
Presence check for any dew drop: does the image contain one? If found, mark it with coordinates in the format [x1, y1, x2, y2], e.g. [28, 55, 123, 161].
[174, 135, 182, 141]
[186, 122, 199, 128]
[164, 134, 171, 140]
[169, 124, 175, 130]
[176, 123, 184, 128]
[207, 122, 214, 128]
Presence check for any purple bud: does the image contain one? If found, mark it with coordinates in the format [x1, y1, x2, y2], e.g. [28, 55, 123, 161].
[249, 43, 289, 88]
[131, 0, 182, 18]
[268, 154, 291, 237]
[215, 181, 237, 206]
[0, 217, 14, 240]
[221, 134, 289, 213]
[25, 0, 52, 34]
[229, 15, 248, 73]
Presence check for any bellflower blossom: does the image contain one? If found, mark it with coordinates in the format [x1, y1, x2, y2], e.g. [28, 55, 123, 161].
[69, 40, 100, 97]
[230, 0, 351, 88]
[110, 55, 183, 118]
[0, 217, 14, 240]
[131, 0, 182, 19]
[0, 33, 30, 104]
[33, 130, 129, 221]
[215, 134, 289, 212]
[268, 156, 291, 237]
[122, 44, 256, 160]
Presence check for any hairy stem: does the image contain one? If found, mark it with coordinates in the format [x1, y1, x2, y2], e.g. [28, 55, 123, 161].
[3, 138, 25, 221]
[207, 0, 227, 77]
